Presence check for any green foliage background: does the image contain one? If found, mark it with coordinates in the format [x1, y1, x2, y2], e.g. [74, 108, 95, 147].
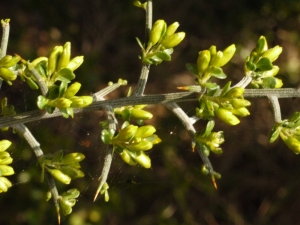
[1, 0, 300, 224]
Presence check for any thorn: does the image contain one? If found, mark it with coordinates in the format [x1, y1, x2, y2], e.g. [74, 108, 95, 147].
[177, 86, 186, 90]
[93, 190, 100, 202]
[56, 207, 61, 225]
[211, 176, 218, 190]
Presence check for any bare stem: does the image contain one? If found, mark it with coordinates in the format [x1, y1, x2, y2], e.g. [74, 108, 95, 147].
[268, 95, 282, 123]
[0, 19, 10, 58]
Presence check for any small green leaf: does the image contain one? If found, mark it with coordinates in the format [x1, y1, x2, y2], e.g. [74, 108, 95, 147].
[256, 57, 273, 71]
[202, 120, 215, 137]
[270, 126, 281, 143]
[246, 61, 256, 71]
[220, 81, 232, 96]
[154, 51, 171, 61]
[208, 66, 226, 79]
[56, 68, 75, 82]
[262, 77, 276, 88]
[186, 63, 198, 75]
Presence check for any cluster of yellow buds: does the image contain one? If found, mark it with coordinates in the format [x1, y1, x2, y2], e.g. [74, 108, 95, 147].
[29, 43, 92, 118]
[186, 44, 236, 90]
[0, 140, 14, 193]
[101, 122, 161, 168]
[114, 104, 153, 122]
[138, 19, 185, 65]
[0, 55, 20, 85]
[42, 151, 85, 185]
[245, 36, 283, 88]
[196, 81, 251, 126]
[270, 112, 300, 154]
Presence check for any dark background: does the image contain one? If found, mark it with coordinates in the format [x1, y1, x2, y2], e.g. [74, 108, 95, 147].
[1, 0, 300, 224]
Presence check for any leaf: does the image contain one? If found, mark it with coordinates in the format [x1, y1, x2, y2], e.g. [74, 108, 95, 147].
[154, 51, 171, 61]
[207, 66, 226, 79]
[220, 81, 232, 96]
[186, 63, 198, 75]
[246, 61, 256, 71]
[202, 120, 215, 137]
[256, 57, 273, 71]
[269, 126, 281, 143]
[262, 77, 276, 88]
[56, 68, 75, 82]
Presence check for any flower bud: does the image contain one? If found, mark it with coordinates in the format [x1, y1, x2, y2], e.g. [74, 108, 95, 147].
[255, 36, 268, 54]
[135, 125, 156, 138]
[218, 44, 236, 67]
[67, 56, 84, 71]
[57, 42, 71, 70]
[282, 136, 300, 154]
[64, 82, 81, 98]
[229, 107, 250, 117]
[231, 98, 251, 108]
[215, 108, 240, 125]
[48, 169, 71, 184]
[70, 96, 93, 108]
[48, 46, 63, 76]
[3, 55, 20, 68]
[62, 152, 85, 164]
[148, 20, 166, 46]
[261, 45, 282, 62]
[0, 165, 14, 176]
[119, 150, 137, 166]
[0, 67, 17, 81]
[209, 45, 217, 58]
[0, 55, 12, 67]
[263, 65, 279, 77]
[0, 177, 12, 192]
[134, 151, 151, 168]
[131, 108, 153, 120]
[197, 50, 211, 74]
[224, 87, 244, 98]
[53, 98, 72, 108]
[165, 22, 180, 37]
[129, 140, 153, 151]
[161, 32, 185, 49]
[115, 125, 138, 142]
[0, 140, 11, 152]
[209, 51, 223, 67]
[60, 167, 85, 179]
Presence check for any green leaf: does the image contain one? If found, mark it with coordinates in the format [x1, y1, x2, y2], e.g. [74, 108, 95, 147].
[154, 51, 171, 61]
[202, 120, 215, 137]
[246, 61, 256, 71]
[207, 66, 226, 79]
[220, 81, 232, 96]
[56, 68, 75, 83]
[256, 57, 273, 71]
[101, 129, 112, 144]
[204, 82, 219, 90]
[59, 81, 68, 97]
[262, 77, 276, 88]
[186, 63, 198, 75]
[270, 126, 281, 143]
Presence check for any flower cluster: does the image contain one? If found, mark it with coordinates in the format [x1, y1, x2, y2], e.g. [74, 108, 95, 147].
[0, 55, 20, 85]
[196, 82, 251, 125]
[101, 122, 161, 168]
[270, 112, 300, 154]
[137, 19, 185, 65]
[42, 151, 85, 185]
[245, 36, 283, 88]
[0, 140, 14, 193]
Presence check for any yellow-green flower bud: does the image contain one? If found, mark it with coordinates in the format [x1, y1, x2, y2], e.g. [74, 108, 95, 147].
[64, 82, 81, 98]
[161, 32, 185, 49]
[215, 108, 240, 125]
[57, 42, 71, 70]
[3, 55, 20, 68]
[135, 125, 156, 138]
[119, 150, 137, 166]
[53, 98, 72, 108]
[231, 98, 251, 108]
[0, 55, 13, 67]
[115, 125, 138, 142]
[30, 57, 47, 69]
[70, 96, 93, 108]
[218, 44, 236, 67]
[0, 165, 14, 176]
[0, 152, 13, 165]
[0, 67, 17, 81]
[62, 152, 85, 164]
[261, 45, 282, 62]
[209, 51, 223, 67]
[134, 151, 151, 168]
[129, 140, 153, 151]
[0, 177, 12, 192]
[263, 65, 279, 77]
[255, 36, 268, 54]
[165, 22, 179, 37]
[0, 140, 11, 152]
[224, 87, 244, 98]
[47, 46, 63, 76]
[229, 107, 250, 117]
[131, 108, 153, 120]
[67, 56, 84, 71]
[48, 169, 71, 184]
[281, 136, 300, 154]
[209, 45, 217, 58]
[197, 50, 211, 74]
[148, 20, 166, 46]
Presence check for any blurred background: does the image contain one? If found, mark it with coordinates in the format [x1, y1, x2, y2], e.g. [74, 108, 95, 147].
[1, 0, 300, 224]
